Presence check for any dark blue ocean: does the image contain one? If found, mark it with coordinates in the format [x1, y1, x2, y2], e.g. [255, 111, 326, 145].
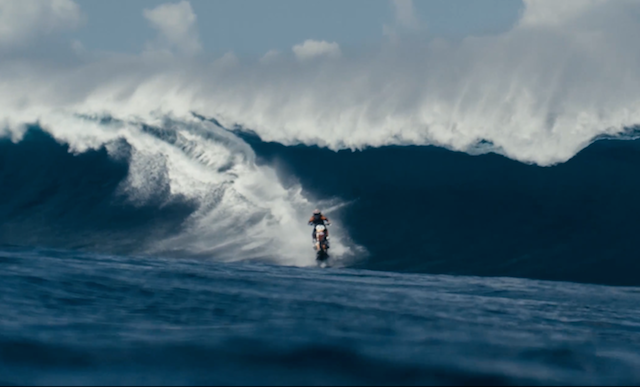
[2, 126, 640, 385]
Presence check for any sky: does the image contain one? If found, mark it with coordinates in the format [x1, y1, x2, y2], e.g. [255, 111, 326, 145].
[73, 0, 524, 56]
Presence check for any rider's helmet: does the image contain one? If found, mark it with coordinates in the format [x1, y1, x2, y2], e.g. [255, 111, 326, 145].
[313, 209, 321, 215]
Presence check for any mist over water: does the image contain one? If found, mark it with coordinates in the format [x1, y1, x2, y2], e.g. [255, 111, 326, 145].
[4, 1, 640, 167]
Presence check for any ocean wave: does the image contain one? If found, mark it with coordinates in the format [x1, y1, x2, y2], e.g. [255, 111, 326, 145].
[244, 132, 640, 286]
[3, 0, 640, 281]
[0, 119, 359, 267]
[3, 116, 640, 285]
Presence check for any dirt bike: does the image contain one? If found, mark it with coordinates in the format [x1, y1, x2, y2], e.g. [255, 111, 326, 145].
[312, 224, 330, 265]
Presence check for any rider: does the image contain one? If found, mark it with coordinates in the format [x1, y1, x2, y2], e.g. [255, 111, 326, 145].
[309, 209, 331, 243]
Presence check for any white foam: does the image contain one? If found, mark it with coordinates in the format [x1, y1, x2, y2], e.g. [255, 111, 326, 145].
[0, 110, 358, 267]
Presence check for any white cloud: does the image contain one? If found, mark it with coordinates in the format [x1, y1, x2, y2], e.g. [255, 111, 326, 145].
[260, 49, 281, 65]
[391, 0, 421, 30]
[0, 0, 83, 48]
[518, 0, 608, 28]
[213, 52, 239, 69]
[292, 40, 341, 61]
[143, 0, 202, 57]
[71, 39, 85, 53]
[383, 0, 423, 41]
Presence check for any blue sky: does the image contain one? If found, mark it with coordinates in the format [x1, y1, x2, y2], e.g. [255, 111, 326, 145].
[74, 0, 523, 56]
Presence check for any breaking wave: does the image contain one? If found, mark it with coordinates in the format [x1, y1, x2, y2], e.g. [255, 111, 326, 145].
[4, 0, 640, 284]
[3, 112, 640, 286]
[0, 116, 359, 267]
